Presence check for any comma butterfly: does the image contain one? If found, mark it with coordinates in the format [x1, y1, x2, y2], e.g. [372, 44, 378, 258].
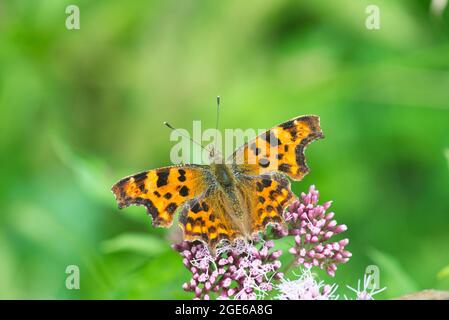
[111, 110, 323, 253]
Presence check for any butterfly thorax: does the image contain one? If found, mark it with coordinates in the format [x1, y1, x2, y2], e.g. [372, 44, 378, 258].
[211, 162, 233, 187]
[208, 162, 253, 237]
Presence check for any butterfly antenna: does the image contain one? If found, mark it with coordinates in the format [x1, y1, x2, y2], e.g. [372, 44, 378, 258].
[213, 96, 221, 157]
[163, 121, 208, 152]
[215, 96, 220, 133]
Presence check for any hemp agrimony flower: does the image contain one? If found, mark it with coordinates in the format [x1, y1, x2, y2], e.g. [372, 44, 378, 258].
[173, 239, 282, 299]
[174, 185, 357, 300]
[274, 185, 351, 276]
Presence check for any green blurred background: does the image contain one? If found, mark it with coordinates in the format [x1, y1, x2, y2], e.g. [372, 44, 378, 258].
[1, 0, 448, 299]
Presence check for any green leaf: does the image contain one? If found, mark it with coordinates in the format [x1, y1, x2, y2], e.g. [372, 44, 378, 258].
[101, 233, 168, 256]
[368, 248, 419, 297]
[445, 149, 449, 170]
[437, 265, 449, 280]
[111, 251, 191, 299]
[52, 136, 112, 206]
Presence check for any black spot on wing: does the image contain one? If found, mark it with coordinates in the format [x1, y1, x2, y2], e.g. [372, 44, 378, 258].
[269, 189, 281, 200]
[262, 130, 282, 147]
[191, 200, 202, 213]
[258, 158, 270, 168]
[262, 216, 271, 226]
[280, 120, 295, 129]
[156, 171, 169, 187]
[279, 163, 291, 174]
[276, 205, 283, 214]
[179, 185, 189, 197]
[208, 226, 216, 233]
[178, 208, 188, 225]
[218, 233, 229, 241]
[133, 172, 148, 192]
[257, 177, 272, 192]
[133, 172, 147, 183]
[166, 202, 178, 214]
[178, 169, 187, 182]
[262, 178, 272, 188]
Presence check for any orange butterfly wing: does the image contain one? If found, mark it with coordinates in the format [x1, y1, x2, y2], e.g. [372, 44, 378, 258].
[229, 115, 323, 238]
[178, 188, 242, 251]
[246, 173, 295, 233]
[230, 115, 323, 180]
[111, 165, 208, 228]
[178, 172, 295, 251]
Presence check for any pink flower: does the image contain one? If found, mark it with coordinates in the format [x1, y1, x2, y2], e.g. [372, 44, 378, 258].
[172, 240, 282, 300]
[276, 268, 339, 300]
[174, 185, 355, 299]
[346, 274, 387, 300]
[274, 185, 352, 276]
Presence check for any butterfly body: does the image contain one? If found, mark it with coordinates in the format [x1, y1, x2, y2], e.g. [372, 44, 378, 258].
[206, 163, 256, 237]
[211, 162, 234, 188]
[112, 115, 323, 253]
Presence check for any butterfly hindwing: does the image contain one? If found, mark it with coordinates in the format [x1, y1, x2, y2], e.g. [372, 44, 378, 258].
[178, 171, 295, 251]
[249, 172, 295, 232]
[178, 188, 242, 251]
[111, 165, 208, 227]
[233, 172, 294, 235]
[230, 115, 323, 180]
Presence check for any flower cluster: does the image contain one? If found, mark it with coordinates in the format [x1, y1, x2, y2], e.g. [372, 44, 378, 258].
[274, 185, 351, 276]
[173, 185, 366, 300]
[172, 239, 283, 300]
[276, 268, 338, 300]
[276, 269, 386, 300]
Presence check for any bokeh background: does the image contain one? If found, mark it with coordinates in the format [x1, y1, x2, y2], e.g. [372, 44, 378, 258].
[1, 0, 448, 299]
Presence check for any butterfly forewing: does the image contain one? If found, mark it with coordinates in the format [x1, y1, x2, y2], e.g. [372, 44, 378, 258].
[244, 172, 295, 233]
[111, 164, 209, 227]
[229, 115, 323, 180]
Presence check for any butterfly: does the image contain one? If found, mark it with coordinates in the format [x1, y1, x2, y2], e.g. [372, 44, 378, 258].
[111, 115, 323, 254]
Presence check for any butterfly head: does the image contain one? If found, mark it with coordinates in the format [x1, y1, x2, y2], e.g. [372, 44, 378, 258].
[208, 145, 224, 164]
